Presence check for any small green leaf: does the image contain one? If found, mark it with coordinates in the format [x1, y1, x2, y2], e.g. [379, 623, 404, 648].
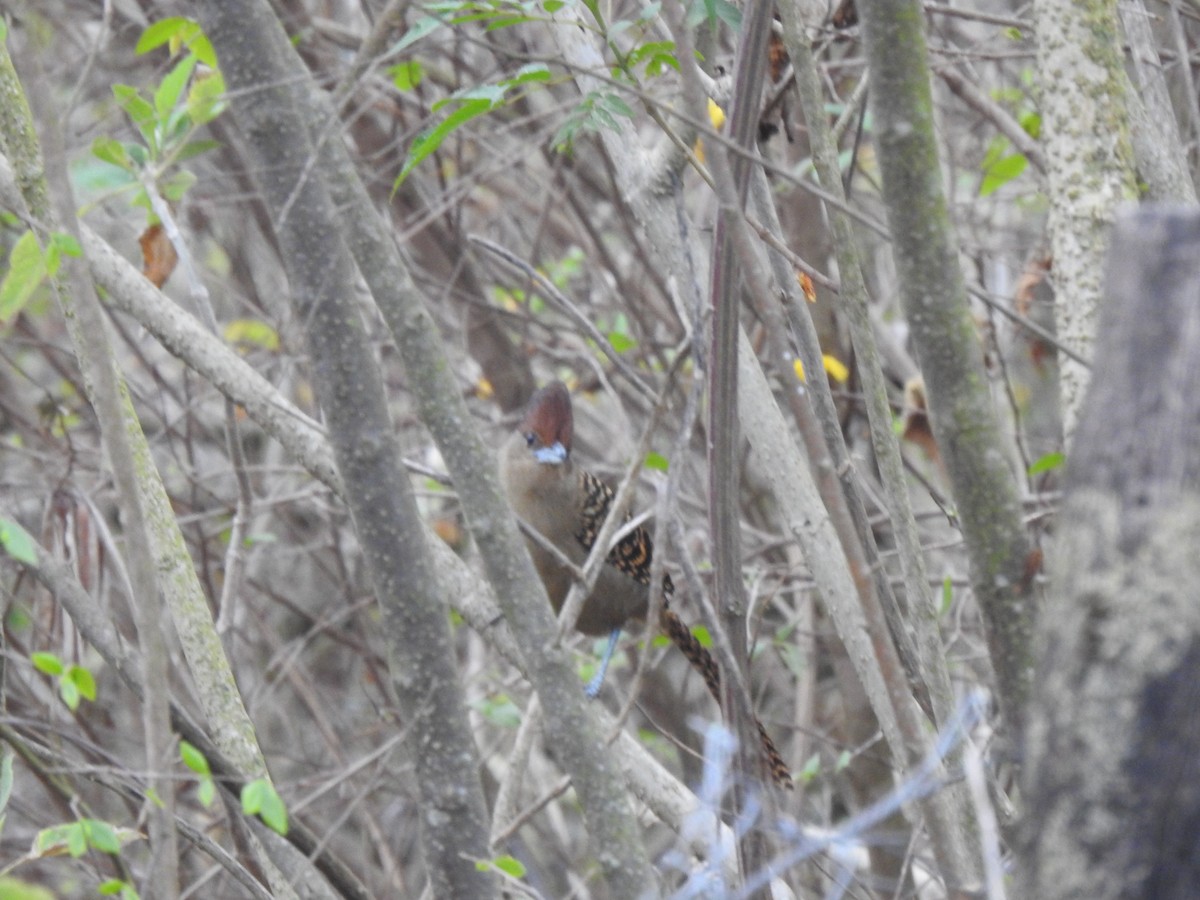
[45, 233, 82, 279]
[644, 451, 669, 472]
[544, 0, 566, 10]
[224, 318, 280, 351]
[242, 779, 288, 835]
[137, 17, 216, 66]
[980, 152, 1027, 196]
[691, 625, 711, 648]
[186, 71, 226, 125]
[389, 60, 424, 92]
[136, 18, 194, 55]
[91, 137, 134, 172]
[31, 652, 63, 676]
[98, 880, 126, 896]
[607, 331, 636, 353]
[1028, 451, 1065, 476]
[0, 231, 48, 323]
[112, 85, 158, 149]
[174, 139, 220, 165]
[834, 749, 851, 772]
[197, 777, 215, 808]
[940, 576, 953, 617]
[155, 54, 198, 119]
[0, 517, 37, 564]
[179, 740, 210, 776]
[501, 63, 551, 87]
[397, 97, 494, 186]
[82, 819, 121, 855]
[59, 676, 80, 711]
[66, 665, 97, 703]
[161, 169, 198, 202]
[391, 15, 443, 54]
[799, 752, 821, 784]
[476, 853, 527, 877]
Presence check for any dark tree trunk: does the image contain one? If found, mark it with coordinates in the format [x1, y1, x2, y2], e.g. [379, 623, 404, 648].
[1021, 206, 1200, 899]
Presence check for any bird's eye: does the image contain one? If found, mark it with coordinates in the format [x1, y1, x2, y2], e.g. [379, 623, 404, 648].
[524, 432, 536, 448]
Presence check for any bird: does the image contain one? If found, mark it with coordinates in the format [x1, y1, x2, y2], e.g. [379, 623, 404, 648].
[499, 381, 793, 790]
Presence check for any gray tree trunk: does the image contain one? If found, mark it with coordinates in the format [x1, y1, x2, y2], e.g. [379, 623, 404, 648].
[1021, 207, 1200, 899]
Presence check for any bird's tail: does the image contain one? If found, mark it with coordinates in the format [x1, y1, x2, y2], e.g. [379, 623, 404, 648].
[658, 607, 793, 790]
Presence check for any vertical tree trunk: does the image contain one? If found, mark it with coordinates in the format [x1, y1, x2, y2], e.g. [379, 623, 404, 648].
[1021, 207, 1200, 899]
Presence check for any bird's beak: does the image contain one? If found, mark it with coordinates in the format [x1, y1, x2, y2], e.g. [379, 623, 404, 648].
[533, 442, 568, 465]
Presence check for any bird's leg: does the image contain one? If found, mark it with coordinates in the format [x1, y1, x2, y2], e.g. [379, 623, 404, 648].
[584, 627, 623, 698]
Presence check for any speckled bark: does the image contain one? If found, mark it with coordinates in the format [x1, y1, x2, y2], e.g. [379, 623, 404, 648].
[1021, 208, 1200, 899]
[1033, 0, 1138, 436]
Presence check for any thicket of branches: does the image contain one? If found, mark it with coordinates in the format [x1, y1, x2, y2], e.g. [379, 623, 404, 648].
[0, 0, 1195, 898]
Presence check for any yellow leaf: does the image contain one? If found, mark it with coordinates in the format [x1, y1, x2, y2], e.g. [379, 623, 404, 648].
[794, 355, 850, 383]
[823, 354, 849, 383]
[693, 137, 705, 164]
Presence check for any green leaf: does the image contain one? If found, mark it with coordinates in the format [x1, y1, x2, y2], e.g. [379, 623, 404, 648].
[113, 85, 158, 150]
[174, 139, 220, 164]
[476, 853, 527, 877]
[98, 880, 126, 896]
[60, 823, 86, 857]
[1028, 451, 1065, 476]
[91, 137, 134, 172]
[66, 665, 97, 703]
[136, 18, 196, 55]
[136, 17, 216, 66]
[224, 318, 280, 351]
[241, 779, 288, 835]
[980, 152, 1027, 196]
[644, 451, 669, 472]
[389, 60, 424, 92]
[501, 63, 551, 87]
[155, 54, 198, 119]
[45, 233, 81, 279]
[834, 749, 852, 772]
[397, 97, 494, 186]
[0, 517, 37, 564]
[82, 819, 121, 855]
[799, 752, 821, 784]
[186, 71, 226, 126]
[691, 624, 712, 648]
[391, 15, 443, 54]
[0, 231, 48, 323]
[607, 331, 636, 353]
[544, 0, 566, 11]
[59, 676, 80, 711]
[688, 0, 740, 29]
[179, 740, 211, 776]
[161, 169, 198, 202]
[940, 575, 953, 617]
[197, 779, 215, 807]
[31, 652, 63, 676]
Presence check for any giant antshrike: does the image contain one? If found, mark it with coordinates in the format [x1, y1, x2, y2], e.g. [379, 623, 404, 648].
[500, 381, 792, 789]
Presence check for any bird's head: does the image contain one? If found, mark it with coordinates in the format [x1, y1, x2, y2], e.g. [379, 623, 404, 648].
[519, 381, 573, 465]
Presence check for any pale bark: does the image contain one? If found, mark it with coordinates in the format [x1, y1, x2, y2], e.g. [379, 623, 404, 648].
[1033, 0, 1138, 435]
